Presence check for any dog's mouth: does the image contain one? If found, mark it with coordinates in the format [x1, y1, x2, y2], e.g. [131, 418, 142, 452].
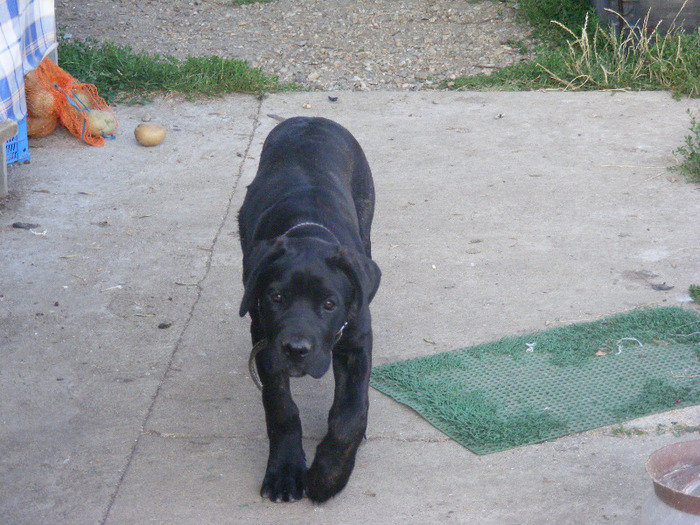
[282, 351, 332, 379]
[287, 366, 307, 378]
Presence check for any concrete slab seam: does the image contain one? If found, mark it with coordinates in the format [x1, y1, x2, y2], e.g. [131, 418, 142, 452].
[99, 97, 265, 524]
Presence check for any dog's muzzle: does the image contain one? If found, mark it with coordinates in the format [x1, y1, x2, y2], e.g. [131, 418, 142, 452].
[248, 322, 348, 390]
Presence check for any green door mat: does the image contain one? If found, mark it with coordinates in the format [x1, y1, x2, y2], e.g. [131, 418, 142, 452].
[370, 307, 700, 454]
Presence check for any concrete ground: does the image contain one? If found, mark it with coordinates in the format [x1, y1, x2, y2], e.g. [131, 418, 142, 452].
[1, 91, 700, 525]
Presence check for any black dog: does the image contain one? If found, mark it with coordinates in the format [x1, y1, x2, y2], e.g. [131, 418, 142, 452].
[238, 117, 381, 503]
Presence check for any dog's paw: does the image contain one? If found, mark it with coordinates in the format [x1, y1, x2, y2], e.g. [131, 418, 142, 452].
[305, 449, 354, 503]
[260, 462, 306, 503]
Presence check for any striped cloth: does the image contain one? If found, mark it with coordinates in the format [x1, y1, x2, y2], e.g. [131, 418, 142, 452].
[0, 0, 56, 121]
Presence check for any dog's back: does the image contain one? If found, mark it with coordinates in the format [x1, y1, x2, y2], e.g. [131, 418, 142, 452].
[238, 117, 375, 257]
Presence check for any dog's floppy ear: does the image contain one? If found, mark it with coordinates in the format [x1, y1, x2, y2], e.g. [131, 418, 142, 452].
[239, 238, 286, 317]
[327, 248, 381, 313]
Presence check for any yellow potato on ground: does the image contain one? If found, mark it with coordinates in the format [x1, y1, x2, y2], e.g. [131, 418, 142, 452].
[73, 91, 93, 110]
[134, 123, 166, 147]
[27, 113, 58, 138]
[24, 70, 43, 93]
[27, 89, 55, 118]
[86, 110, 117, 136]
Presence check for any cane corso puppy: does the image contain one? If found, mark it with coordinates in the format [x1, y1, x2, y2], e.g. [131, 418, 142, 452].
[238, 117, 381, 503]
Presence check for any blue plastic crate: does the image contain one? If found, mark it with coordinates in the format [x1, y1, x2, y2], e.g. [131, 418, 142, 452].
[5, 117, 30, 165]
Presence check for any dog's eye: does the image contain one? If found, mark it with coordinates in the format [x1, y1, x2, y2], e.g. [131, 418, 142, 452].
[323, 298, 336, 311]
[270, 292, 283, 304]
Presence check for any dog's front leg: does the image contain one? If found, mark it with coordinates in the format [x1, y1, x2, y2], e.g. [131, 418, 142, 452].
[256, 354, 307, 502]
[305, 332, 372, 502]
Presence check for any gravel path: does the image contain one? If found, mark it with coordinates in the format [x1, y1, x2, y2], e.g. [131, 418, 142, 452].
[55, 0, 534, 91]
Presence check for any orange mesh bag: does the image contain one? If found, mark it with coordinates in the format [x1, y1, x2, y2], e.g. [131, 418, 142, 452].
[25, 69, 58, 138]
[28, 58, 118, 146]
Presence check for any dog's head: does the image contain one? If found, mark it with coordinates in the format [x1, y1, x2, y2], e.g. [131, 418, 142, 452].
[239, 236, 380, 379]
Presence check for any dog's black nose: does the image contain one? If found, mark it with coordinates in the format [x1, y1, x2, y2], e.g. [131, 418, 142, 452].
[282, 339, 311, 361]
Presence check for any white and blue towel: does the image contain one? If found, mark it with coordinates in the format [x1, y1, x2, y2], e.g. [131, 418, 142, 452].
[0, 0, 57, 121]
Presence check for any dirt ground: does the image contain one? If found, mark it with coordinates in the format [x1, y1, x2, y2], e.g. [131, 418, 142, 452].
[54, 0, 533, 90]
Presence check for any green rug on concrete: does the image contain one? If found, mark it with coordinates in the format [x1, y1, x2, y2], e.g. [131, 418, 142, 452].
[370, 307, 700, 454]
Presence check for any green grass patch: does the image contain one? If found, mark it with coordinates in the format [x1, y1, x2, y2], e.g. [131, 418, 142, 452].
[517, 0, 594, 45]
[690, 284, 700, 303]
[57, 38, 299, 103]
[610, 423, 647, 437]
[446, 5, 700, 98]
[656, 423, 700, 436]
[443, 49, 569, 91]
[543, 14, 700, 96]
[613, 378, 700, 421]
[671, 111, 700, 182]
